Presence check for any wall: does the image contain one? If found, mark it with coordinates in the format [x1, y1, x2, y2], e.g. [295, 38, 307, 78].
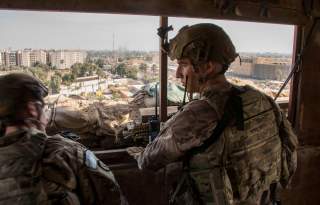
[283, 21, 320, 205]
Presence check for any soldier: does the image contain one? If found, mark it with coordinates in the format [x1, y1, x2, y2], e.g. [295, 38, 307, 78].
[0, 73, 127, 205]
[128, 23, 298, 205]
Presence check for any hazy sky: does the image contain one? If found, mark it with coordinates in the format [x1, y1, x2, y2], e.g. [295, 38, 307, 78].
[0, 10, 295, 54]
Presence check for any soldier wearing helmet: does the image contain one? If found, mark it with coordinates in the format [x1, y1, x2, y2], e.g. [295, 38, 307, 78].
[128, 23, 298, 205]
[0, 73, 127, 205]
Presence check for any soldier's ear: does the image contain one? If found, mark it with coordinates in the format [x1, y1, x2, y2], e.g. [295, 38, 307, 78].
[204, 61, 215, 75]
[26, 101, 39, 118]
[207, 61, 223, 75]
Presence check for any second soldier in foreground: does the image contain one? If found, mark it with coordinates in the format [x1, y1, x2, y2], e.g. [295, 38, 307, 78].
[128, 23, 298, 205]
[0, 73, 127, 205]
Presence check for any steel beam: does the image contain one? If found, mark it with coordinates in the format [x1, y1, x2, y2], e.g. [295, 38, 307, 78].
[0, 0, 308, 25]
[159, 16, 168, 122]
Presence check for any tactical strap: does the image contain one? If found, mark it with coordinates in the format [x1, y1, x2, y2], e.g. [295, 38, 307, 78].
[170, 86, 244, 204]
[169, 172, 188, 204]
[187, 86, 244, 157]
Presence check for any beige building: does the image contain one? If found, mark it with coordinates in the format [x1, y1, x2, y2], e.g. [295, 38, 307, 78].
[30, 50, 47, 65]
[255, 57, 291, 65]
[49, 50, 87, 69]
[21, 49, 31, 67]
[229, 56, 291, 80]
[0, 49, 47, 67]
[6, 51, 18, 66]
[0, 50, 15, 66]
[19, 49, 47, 67]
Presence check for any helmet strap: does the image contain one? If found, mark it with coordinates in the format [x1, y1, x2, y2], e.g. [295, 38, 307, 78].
[182, 76, 188, 107]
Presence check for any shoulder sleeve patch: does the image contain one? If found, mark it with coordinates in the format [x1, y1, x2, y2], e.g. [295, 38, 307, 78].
[84, 150, 97, 169]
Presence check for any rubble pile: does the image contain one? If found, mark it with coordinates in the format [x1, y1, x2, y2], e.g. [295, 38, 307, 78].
[45, 95, 141, 148]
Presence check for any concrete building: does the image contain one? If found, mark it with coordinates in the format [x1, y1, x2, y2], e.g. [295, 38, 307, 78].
[60, 75, 107, 95]
[229, 57, 254, 77]
[21, 49, 31, 67]
[229, 56, 291, 80]
[0, 50, 23, 66]
[49, 50, 87, 69]
[1, 51, 9, 66]
[252, 64, 291, 80]
[8, 51, 18, 66]
[30, 50, 47, 66]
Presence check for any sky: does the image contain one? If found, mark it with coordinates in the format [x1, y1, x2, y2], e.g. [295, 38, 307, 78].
[0, 10, 295, 54]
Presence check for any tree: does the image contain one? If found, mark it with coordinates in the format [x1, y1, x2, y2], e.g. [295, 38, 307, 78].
[28, 67, 49, 86]
[126, 67, 138, 79]
[62, 73, 75, 85]
[70, 62, 105, 79]
[95, 59, 105, 68]
[96, 68, 106, 78]
[114, 63, 127, 77]
[139, 63, 147, 72]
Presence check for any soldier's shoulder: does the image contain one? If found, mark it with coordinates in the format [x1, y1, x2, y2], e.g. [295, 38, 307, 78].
[183, 99, 214, 112]
[48, 134, 83, 145]
[45, 134, 86, 156]
[242, 84, 268, 96]
[240, 84, 271, 101]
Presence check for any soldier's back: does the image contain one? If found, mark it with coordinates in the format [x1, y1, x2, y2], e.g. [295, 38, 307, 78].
[0, 129, 126, 205]
[0, 129, 49, 205]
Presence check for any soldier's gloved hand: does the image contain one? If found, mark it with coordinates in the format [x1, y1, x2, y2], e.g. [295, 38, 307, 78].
[126, 146, 144, 160]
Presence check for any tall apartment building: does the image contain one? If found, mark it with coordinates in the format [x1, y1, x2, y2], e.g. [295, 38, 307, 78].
[19, 49, 47, 67]
[49, 50, 87, 69]
[1, 51, 9, 66]
[30, 50, 47, 65]
[7, 51, 18, 66]
[21, 49, 31, 67]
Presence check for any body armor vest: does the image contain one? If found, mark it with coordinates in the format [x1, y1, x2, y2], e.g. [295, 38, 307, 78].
[0, 129, 49, 205]
[0, 129, 82, 205]
[189, 85, 282, 204]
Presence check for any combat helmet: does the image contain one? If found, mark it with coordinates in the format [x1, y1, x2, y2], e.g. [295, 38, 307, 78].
[0, 73, 48, 121]
[169, 23, 238, 72]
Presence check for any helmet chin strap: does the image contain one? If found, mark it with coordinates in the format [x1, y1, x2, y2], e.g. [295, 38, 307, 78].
[182, 76, 188, 107]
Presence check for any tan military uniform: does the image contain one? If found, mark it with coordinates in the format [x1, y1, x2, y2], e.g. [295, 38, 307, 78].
[0, 128, 127, 205]
[136, 83, 289, 205]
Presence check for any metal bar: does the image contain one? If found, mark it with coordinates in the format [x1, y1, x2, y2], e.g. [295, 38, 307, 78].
[159, 16, 168, 122]
[0, 0, 308, 25]
[288, 25, 303, 126]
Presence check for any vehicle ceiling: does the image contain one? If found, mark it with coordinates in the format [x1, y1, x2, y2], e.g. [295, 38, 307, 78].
[0, 0, 319, 25]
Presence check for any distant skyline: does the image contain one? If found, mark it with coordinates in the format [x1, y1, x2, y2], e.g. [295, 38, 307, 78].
[0, 10, 295, 54]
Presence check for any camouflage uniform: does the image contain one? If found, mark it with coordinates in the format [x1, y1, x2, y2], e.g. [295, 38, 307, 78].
[135, 82, 294, 205]
[0, 127, 127, 205]
[0, 73, 127, 205]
